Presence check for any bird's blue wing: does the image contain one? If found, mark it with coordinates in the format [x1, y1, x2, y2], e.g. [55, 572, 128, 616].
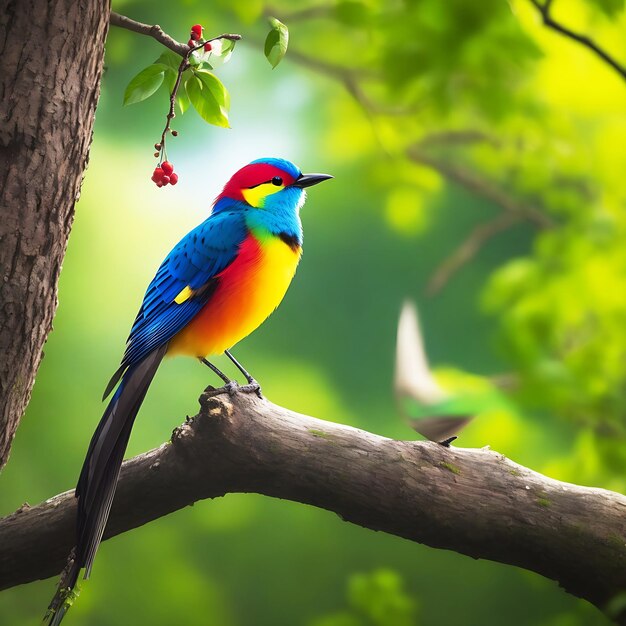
[104, 210, 246, 397]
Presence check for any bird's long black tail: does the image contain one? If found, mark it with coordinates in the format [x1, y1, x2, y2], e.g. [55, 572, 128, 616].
[45, 345, 167, 626]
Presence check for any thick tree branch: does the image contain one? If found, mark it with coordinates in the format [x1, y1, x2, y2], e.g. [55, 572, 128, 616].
[529, 0, 626, 82]
[1, 390, 625, 623]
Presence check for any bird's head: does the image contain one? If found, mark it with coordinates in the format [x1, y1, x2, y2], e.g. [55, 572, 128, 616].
[215, 158, 332, 214]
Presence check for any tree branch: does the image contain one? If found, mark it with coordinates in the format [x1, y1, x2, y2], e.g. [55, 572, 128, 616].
[427, 212, 524, 295]
[1, 390, 625, 623]
[529, 0, 626, 82]
[407, 145, 556, 229]
[109, 11, 188, 56]
[109, 11, 241, 58]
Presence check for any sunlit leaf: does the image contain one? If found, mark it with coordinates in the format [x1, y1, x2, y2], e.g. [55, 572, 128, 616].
[186, 70, 229, 127]
[123, 63, 169, 105]
[155, 50, 183, 72]
[264, 17, 289, 68]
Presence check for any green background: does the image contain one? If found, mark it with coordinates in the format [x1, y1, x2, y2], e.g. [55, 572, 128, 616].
[2, 0, 625, 624]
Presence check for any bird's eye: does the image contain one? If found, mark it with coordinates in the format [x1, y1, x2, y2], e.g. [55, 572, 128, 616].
[271, 176, 283, 186]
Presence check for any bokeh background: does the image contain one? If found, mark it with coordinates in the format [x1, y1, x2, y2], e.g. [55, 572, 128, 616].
[2, 0, 626, 624]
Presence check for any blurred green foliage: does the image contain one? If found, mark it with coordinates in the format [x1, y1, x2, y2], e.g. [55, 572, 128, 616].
[310, 570, 417, 626]
[1, 0, 625, 624]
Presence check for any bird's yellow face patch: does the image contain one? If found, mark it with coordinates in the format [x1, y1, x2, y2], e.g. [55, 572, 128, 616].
[241, 182, 285, 208]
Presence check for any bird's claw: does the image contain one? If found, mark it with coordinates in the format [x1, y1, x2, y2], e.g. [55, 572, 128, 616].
[223, 381, 239, 396]
[240, 379, 263, 399]
[212, 379, 262, 399]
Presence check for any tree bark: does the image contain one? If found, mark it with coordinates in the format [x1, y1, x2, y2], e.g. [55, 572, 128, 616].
[1, 390, 625, 623]
[0, 0, 110, 469]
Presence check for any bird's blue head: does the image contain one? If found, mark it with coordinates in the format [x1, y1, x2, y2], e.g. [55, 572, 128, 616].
[213, 158, 332, 220]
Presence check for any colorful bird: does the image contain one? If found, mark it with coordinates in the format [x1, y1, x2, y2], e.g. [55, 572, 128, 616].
[45, 158, 332, 624]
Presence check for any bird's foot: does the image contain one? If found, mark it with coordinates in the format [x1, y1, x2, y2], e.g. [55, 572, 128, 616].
[438, 436, 458, 448]
[223, 380, 240, 396]
[239, 378, 263, 399]
[206, 379, 262, 399]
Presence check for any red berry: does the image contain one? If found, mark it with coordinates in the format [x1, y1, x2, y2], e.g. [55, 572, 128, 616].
[152, 167, 164, 182]
[156, 181, 164, 188]
[190, 31, 200, 41]
[204, 42, 212, 52]
[161, 175, 170, 185]
[161, 161, 174, 175]
[170, 172, 179, 185]
[187, 38, 195, 48]
[191, 24, 203, 38]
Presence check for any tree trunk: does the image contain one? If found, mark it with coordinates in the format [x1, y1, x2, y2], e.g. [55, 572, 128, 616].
[0, 0, 109, 468]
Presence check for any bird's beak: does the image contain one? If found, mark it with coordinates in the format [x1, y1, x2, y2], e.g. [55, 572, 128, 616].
[292, 173, 333, 188]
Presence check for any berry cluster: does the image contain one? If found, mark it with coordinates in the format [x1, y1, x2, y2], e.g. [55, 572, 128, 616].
[151, 161, 178, 188]
[187, 24, 212, 52]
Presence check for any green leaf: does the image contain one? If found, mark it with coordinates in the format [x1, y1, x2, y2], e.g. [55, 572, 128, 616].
[186, 71, 229, 127]
[123, 63, 168, 105]
[194, 69, 230, 109]
[155, 50, 183, 72]
[264, 17, 289, 68]
[221, 39, 235, 56]
[188, 52, 202, 67]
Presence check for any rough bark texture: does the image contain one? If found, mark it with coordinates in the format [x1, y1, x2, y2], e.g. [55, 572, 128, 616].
[0, 0, 110, 469]
[1, 390, 625, 623]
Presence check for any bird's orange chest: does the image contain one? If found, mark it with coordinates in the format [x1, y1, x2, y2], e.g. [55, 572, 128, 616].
[167, 233, 301, 357]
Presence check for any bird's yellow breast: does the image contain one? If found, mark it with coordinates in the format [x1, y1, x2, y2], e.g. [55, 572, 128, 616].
[167, 233, 301, 358]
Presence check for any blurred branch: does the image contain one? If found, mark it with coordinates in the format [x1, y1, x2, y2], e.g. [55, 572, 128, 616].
[407, 145, 556, 229]
[1, 391, 626, 624]
[529, 0, 626, 82]
[285, 47, 415, 116]
[427, 212, 524, 295]
[109, 11, 241, 57]
[270, 46, 377, 81]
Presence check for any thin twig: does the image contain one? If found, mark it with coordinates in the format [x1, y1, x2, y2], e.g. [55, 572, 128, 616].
[529, 0, 626, 82]
[427, 211, 524, 295]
